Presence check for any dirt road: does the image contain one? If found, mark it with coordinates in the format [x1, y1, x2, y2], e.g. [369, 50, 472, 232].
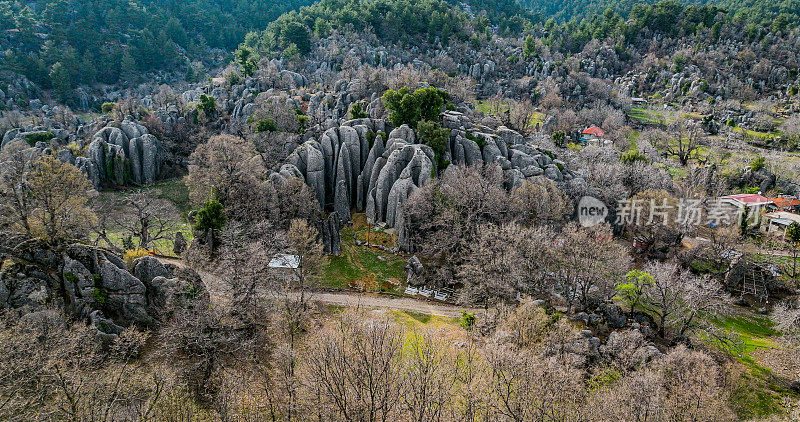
[158, 257, 477, 318]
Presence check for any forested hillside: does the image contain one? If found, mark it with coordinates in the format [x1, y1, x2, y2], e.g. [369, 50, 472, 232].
[521, 0, 800, 28]
[6, 0, 800, 419]
[0, 0, 314, 94]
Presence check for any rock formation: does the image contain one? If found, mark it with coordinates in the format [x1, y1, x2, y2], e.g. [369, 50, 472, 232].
[0, 239, 207, 337]
[271, 115, 582, 237]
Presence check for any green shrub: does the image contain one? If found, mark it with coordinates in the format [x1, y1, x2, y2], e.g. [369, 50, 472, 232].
[92, 287, 107, 305]
[197, 94, 216, 115]
[465, 132, 487, 148]
[417, 120, 450, 170]
[552, 130, 566, 147]
[101, 102, 116, 114]
[65, 141, 83, 157]
[620, 149, 648, 164]
[750, 156, 766, 172]
[255, 118, 278, 133]
[91, 273, 107, 305]
[459, 311, 475, 331]
[194, 198, 226, 235]
[382, 87, 449, 128]
[348, 101, 369, 119]
[297, 114, 309, 133]
[25, 132, 54, 146]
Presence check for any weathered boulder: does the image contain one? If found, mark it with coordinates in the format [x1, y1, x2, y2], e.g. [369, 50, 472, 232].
[460, 136, 483, 166]
[387, 124, 415, 148]
[75, 157, 100, 188]
[120, 119, 147, 141]
[98, 257, 150, 326]
[386, 177, 416, 228]
[405, 256, 425, 287]
[305, 142, 326, 207]
[544, 164, 563, 182]
[497, 126, 524, 145]
[139, 134, 161, 185]
[323, 212, 342, 256]
[173, 232, 187, 256]
[334, 179, 351, 225]
[482, 141, 502, 164]
[57, 148, 75, 166]
[132, 256, 173, 286]
[62, 255, 95, 317]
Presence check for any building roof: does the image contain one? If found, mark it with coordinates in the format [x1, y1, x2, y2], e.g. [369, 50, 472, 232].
[769, 197, 800, 209]
[582, 126, 605, 137]
[764, 211, 800, 225]
[720, 194, 773, 206]
[771, 218, 795, 226]
[268, 254, 300, 269]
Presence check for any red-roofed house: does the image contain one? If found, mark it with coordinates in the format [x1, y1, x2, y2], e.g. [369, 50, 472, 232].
[768, 196, 800, 212]
[718, 194, 773, 228]
[720, 194, 773, 208]
[582, 126, 606, 137]
[579, 126, 609, 147]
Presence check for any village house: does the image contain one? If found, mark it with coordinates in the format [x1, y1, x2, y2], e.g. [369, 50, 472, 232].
[761, 211, 800, 239]
[767, 196, 800, 213]
[719, 193, 773, 211]
[718, 193, 774, 226]
[579, 125, 610, 147]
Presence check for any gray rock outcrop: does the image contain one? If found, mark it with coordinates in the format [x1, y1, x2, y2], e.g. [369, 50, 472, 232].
[271, 117, 579, 235]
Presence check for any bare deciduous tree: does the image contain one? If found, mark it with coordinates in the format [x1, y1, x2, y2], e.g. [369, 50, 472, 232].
[112, 190, 179, 250]
[458, 223, 554, 307]
[554, 223, 629, 312]
[305, 311, 404, 421]
[639, 262, 726, 339]
[656, 121, 705, 166]
[510, 177, 573, 226]
[486, 346, 585, 422]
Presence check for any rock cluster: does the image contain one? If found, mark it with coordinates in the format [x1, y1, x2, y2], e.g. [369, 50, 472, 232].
[273, 113, 580, 239]
[1, 117, 166, 190]
[270, 118, 436, 232]
[82, 119, 165, 188]
[0, 245, 207, 337]
[443, 111, 582, 189]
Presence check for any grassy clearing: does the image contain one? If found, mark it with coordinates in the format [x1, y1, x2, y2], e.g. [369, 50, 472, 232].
[733, 126, 781, 140]
[679, 111, 704, 120]
[95, 177, 194, 257]
[475, 100, 507, 115]
[392, 310, 459, 329]
[706, 313, 792, 418]
[474, 100, 545, 128]
[627, 107, 669, 125]
[710, 314, 779, 355]
[100, 223, 193, 258]
[321, 213, 407, 291]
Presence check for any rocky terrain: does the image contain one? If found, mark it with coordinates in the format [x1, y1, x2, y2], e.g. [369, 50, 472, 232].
[4, 0, 800, 420]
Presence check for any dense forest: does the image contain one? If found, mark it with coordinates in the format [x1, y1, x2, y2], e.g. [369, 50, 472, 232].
[522, 0, 800, 28]
[0, 0, 314, 94]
